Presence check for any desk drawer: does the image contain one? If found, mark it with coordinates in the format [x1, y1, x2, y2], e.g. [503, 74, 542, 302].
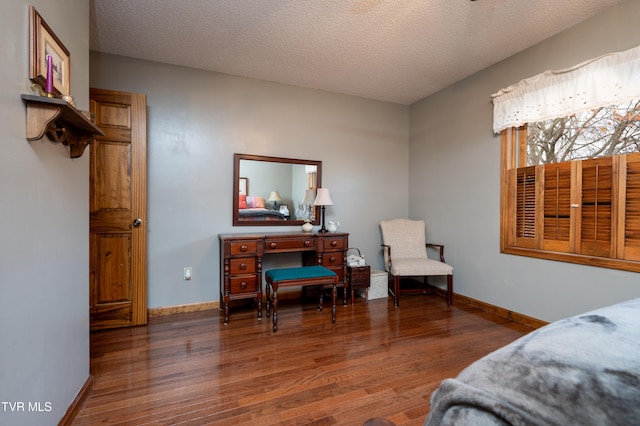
[265, 237, 315, 252]
[230, 276, 258, 294]
[229, 241, 258, 255]
[322, 252, 343, 267]
[348, 265, 371, 288]
[322, 236, 346, 251]
[230, 258, 256, 274]
[350, 275, 370, 286]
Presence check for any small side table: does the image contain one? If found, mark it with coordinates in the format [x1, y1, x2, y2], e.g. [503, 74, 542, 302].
[347, 265, 370, 304]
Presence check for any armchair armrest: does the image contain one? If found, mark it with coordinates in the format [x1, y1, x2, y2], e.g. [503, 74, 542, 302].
[381, 243, 393, 270]
[426, 243, 446, 263]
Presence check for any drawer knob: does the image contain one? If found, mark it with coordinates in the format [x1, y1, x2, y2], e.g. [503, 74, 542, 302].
[329, 256, 336, 263]
[240, 263, 247, 270]
[304, 240, 311, 247]
[270, 242, 277, 249]
[331, 240, 338, 247]
[240, 245, 248, 252]
[240, 281, 247, 289]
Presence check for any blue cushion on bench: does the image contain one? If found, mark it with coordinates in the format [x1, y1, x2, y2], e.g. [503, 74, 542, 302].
[266, 265, 336, 282]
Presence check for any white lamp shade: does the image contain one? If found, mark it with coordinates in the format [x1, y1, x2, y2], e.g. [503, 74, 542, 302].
[267, 191, 282, 202]
[302, 189, 316, 204]
[312, 188, 333, 206]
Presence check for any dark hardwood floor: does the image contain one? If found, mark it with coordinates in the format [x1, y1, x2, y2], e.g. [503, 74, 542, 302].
[73, 293, 533, 425]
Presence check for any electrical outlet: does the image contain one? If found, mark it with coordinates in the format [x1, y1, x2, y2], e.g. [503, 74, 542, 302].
[184, 267, 192, 280]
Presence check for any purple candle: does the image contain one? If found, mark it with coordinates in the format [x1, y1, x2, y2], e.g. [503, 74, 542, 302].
[45, 54, 54, 94]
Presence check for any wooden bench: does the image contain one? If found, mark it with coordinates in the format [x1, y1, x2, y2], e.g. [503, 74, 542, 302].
[265, 265, 338, 333]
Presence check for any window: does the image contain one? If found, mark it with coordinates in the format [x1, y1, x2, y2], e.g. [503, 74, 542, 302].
[494, 45, 640, 272]
[526, 100, 640, 165]
[501, 123, 640, 272]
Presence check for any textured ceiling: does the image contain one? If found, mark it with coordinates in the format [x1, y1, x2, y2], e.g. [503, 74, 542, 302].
[89, 0, 624, 105]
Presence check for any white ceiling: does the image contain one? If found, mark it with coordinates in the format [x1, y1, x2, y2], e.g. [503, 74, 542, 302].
[89, 0, 624, 105]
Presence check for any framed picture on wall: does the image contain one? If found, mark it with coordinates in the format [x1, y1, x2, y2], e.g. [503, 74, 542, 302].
[29, 5, 71, 96]
[239, 177, 248, 196]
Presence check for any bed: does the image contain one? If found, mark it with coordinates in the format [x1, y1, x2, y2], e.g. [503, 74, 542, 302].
[238, 208, 285, 221]
[424, 297, 640, 425]
[238, 195, 285, 221]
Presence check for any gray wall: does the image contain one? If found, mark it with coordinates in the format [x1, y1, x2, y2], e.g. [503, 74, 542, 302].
[90, 53, 410, 309]
[0, 1, 90, 425]
[410, 0, 640, 322]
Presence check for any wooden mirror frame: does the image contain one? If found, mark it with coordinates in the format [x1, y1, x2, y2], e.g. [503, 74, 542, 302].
[233, 153, 322, 227]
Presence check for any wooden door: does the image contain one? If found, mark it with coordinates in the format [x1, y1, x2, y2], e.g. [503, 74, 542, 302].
[89, 88, 147, 331]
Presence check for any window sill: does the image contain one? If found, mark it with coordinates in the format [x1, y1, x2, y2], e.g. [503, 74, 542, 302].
[501, 247, 640, 274]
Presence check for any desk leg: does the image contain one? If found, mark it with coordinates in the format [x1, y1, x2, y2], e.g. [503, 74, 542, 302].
[265, 282, 271, 319]
[332, 283, 337, 324]
[272, 284, 278, 333]
[222, 259, 230, 325]
[257, 256, 263, 318]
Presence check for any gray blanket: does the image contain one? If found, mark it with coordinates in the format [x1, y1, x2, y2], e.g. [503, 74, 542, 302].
[425, 298, 640, 425]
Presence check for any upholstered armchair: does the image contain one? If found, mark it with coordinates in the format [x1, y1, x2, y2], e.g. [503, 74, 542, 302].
[380, 219, 453, 308]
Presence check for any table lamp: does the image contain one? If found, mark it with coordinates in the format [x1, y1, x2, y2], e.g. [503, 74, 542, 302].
[312, 188, 333, 233]
[268, 191, 282, 210]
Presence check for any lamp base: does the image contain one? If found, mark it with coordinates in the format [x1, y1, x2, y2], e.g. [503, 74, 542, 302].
[317, 206, 329, 234]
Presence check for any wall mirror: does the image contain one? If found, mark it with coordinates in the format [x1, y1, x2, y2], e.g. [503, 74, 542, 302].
[233, 153, 322, 226]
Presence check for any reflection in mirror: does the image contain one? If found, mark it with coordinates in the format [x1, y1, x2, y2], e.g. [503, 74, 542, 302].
[233, 154, 322, 226]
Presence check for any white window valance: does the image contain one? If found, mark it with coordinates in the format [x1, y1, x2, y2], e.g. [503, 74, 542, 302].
[491, 45, 640, 134]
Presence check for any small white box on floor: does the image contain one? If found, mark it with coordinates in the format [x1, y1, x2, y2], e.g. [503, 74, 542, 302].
[364, 269, 388, 300]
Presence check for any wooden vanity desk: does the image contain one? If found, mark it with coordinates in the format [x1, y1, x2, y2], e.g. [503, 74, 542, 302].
[219, 231, 349, 324]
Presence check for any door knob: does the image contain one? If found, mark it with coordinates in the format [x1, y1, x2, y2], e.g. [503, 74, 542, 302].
[133, 218, 143, 227]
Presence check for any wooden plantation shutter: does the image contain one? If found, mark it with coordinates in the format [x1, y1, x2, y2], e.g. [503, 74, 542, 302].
[621, 153, 640, 261]
[515, 166, 537, 248]
[580, 157, 614, 258]
[542, 162, 572, 252]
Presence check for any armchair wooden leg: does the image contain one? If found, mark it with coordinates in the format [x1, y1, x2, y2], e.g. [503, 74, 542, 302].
[394, 275, 400, 308]
[447, 275, 453, 306]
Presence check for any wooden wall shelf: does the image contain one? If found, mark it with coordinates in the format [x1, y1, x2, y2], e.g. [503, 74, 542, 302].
[21, 94, 104, 158]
